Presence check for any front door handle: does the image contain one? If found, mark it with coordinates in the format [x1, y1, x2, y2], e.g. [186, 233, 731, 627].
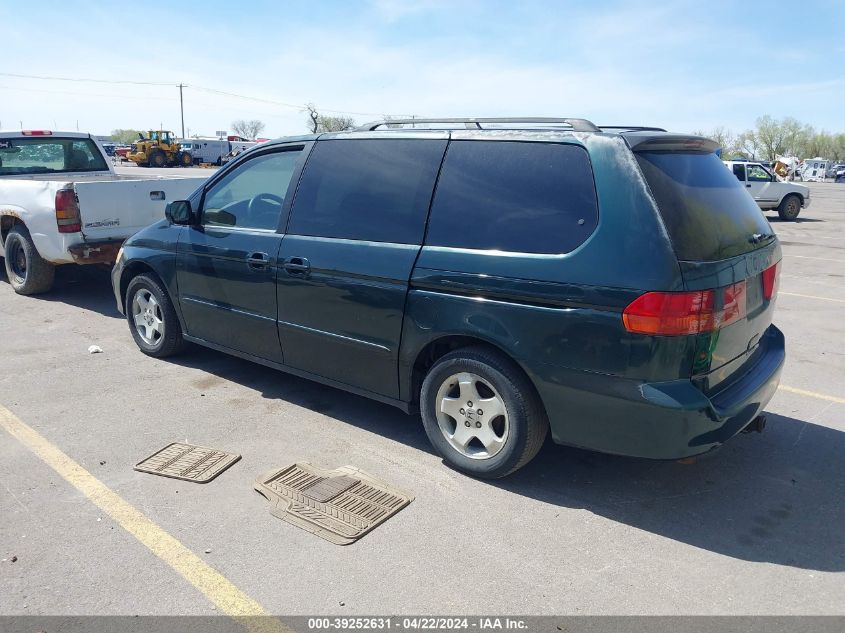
[283, 256, 311, 275]
[246, 251, 270, 269]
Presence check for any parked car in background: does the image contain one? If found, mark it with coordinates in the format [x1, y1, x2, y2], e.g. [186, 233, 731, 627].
[114, 119, 784, 478]
[724, 160, 811, 220]
[0, 130, 206, 294]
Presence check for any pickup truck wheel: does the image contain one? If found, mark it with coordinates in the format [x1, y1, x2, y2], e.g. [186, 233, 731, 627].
[148, 150, 166, 168]
[778, 194, 802, 221]
[420, 346, 548, 479]
[3, 225, 55, 295]
[126, 274, 186, 357]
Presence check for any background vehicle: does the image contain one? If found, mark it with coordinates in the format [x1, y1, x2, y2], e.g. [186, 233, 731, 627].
[115, 118, 784, 478]
[126, 130, 193, 168]
[724, 159, 811, 220]
[178, 138, 232, 165]
[799, 158, 828, 182]
[0, 130, 206, 294]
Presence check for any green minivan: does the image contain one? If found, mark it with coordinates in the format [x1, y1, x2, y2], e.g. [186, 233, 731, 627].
[112, 118, 784, 478]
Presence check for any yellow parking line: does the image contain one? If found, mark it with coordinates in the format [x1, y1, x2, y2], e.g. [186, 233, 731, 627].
[779, 385, 845, 405]
[779, 291, 845, 304]
[0, 404, 290, 633]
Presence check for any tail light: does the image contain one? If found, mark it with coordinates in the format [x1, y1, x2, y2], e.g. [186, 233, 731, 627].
[762, 261, 780, 301]
[55, 189, 81, 233]
[623, 281, 747, 336]
[21, 130, 52, 136]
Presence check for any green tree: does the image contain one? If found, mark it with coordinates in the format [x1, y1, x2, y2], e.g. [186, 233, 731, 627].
[110, 129, 143, 145]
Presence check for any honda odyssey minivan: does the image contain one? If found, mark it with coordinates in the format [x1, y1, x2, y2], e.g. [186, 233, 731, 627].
[112, 118, 784, 478]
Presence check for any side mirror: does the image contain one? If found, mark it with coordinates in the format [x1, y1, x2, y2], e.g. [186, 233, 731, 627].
[165, 200, 193, 225]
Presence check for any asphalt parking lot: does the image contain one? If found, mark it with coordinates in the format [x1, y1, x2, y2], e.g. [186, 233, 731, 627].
[1, 182, 843, 619]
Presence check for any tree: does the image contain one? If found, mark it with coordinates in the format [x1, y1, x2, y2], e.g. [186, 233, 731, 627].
[304, 104, 356, 133]
[748, 115, 808, 160]
[231, 119, 265, 139]
[111, 129, 143, 144]
[693, 126, 743, 158]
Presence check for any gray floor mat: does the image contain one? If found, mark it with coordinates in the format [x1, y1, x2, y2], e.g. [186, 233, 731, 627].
[134, 442, 241, 483]
[254, 463, 414, 545]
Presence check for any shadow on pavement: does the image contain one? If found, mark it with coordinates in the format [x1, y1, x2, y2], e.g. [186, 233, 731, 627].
[167, 344, 844, 573]
[0, 264, 121, 318]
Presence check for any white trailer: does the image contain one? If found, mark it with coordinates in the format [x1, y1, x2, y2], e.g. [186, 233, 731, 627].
[180, 138, 230, 165]
[800, 158, 829, 182]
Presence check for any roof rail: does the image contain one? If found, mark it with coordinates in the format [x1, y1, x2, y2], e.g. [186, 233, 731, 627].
[599, 125, 668, 132]
[356, 117, 601, 133]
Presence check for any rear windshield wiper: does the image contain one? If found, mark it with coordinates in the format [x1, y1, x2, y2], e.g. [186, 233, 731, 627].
[749, 232, 776, 245]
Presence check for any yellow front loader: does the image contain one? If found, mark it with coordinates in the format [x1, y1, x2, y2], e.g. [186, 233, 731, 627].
[126, 131, 193, 168]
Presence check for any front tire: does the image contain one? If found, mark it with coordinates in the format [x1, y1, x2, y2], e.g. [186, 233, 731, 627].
[420, 346, 548, 479]
[778, 194, 802, 221]
[125, 273, 186, 357]
[3, 225, 55, 295]
[148, 150, 166, 168]
[179, 152, 193, 167]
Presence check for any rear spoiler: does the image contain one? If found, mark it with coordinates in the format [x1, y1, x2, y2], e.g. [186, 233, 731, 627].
[622, 133, 719, 154]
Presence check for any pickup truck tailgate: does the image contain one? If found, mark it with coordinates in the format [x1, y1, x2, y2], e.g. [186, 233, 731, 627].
[74, 177, 206, 241]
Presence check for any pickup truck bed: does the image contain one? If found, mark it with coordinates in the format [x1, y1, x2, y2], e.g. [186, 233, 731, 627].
[1, 130, 207, 294]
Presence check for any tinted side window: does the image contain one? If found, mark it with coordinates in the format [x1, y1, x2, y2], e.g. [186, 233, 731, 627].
[203, 149, 301, 230]
[732, 164, 746, 181]
[426, 141, 599, 254]
[288, 139, 446, 244]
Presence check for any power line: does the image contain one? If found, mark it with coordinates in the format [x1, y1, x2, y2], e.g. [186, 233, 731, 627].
[1, 71, 413, 118]
[0, 84, 178, 102]
[0, 71, 173, 86]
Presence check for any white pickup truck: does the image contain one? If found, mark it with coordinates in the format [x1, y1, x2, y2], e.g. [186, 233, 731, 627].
[723, 160, 811, 221]
[0, 130, 207, 294]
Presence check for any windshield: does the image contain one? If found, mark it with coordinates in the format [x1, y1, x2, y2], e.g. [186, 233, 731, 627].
[0, 137, 109, 175]
[636, 151, 772, 262]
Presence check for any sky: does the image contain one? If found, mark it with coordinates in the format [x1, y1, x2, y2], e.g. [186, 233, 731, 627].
[1, 0, 843, 138]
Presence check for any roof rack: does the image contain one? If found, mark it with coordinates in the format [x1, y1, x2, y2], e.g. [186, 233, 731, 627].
[356, 117, 601, 133]
[599, 125, 668, 132]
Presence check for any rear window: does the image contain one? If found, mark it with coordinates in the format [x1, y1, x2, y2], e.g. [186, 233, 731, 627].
[0, 137, 108, 175]
[636, 152, 772, 262]
[426, 141, 598, 254]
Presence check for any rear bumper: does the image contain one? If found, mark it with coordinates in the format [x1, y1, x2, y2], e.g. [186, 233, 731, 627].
[68, 239, 123, 265]
[526, 325, 785, 459]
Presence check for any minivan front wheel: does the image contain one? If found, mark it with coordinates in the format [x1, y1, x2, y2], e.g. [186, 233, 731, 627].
[420, 346, 548, 478]
[125, 274, 186, 357]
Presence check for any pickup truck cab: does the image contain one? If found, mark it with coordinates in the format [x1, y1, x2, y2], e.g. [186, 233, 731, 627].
[724, 159, 810, 220]
[0, 130, 206, 294]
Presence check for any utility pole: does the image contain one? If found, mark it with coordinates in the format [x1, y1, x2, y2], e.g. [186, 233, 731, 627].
[178, 83, 185, 139]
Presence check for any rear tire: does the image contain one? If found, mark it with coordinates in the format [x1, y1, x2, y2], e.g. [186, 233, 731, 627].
[420, 345, 548, 479]
[125, 273, 186, 357]
[3, 225, 55, 295]
[778, 194, 801, 221]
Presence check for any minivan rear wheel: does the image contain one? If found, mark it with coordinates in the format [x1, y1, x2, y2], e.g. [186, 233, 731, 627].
[420, 346, 548, 478]
[778, 194, 801, 221]
[125, 274, 186, 357]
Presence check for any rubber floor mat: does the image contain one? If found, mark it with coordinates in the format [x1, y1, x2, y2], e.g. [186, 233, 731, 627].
[254, 463, 413, 545]
[135, 442, 241, 483]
